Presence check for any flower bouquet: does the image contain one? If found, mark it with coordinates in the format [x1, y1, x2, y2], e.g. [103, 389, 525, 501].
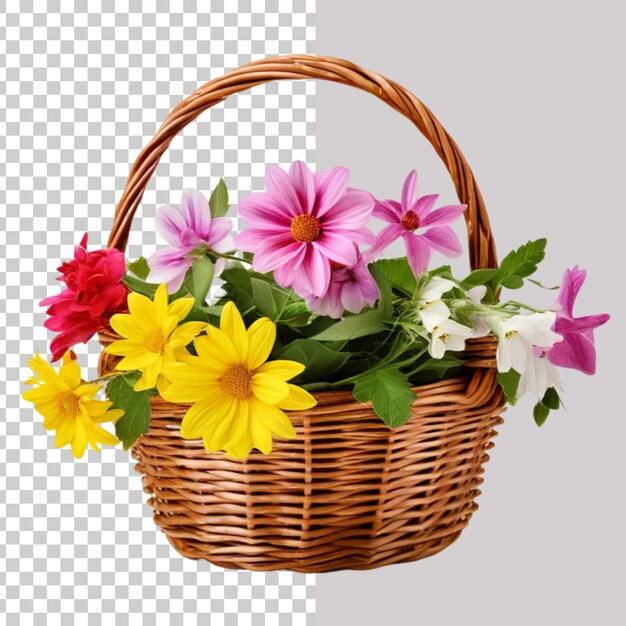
[25, 162, 608, 458]
[22, 55, 610, 572]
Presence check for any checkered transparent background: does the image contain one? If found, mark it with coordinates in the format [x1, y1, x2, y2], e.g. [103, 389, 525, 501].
[0, 1, 316, 623]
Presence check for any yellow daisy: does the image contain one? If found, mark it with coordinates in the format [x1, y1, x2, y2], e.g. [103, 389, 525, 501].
[105, 283, 206, 392]
[22, 352, 123, 459]
[161, 301, 317, 459]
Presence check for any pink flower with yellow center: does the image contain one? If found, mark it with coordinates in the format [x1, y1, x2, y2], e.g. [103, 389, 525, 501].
[234, 161, 375, 297]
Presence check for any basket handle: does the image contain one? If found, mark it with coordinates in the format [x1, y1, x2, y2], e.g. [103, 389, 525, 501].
[108, 54, 497, 270]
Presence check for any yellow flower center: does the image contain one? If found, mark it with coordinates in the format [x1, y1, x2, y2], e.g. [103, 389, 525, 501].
[440, 333, 449, 343]
[290, 214, 321, 242]
[57, 391, 81, 417]
[143, 327, 167, 353]
[504, 330, 518, 339]
[219, 364, 252, 399]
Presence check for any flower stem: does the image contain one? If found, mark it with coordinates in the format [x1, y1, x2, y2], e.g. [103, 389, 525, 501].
[213, 252, 252, 265]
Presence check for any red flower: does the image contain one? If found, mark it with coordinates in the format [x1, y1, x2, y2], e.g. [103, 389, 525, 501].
[41, 234, 129, 360]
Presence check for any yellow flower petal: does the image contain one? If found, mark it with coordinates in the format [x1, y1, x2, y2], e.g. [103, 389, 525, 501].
[59, 357, 82, 390]
[252, 396, 297, 440]
[22, 386, 58, 403]
[249, 409, 273, 454]
[180, 393, 233, 439]
[95, 408, 124, 424]
[169, 321, 206, 348]
[109, 314, 145, 340]
[116, 351, 160, 372]
[152, 283, 169, 325]
[206, 325, 240, 365]
[220, 301, 248, 362]
[277, 384, 317, 411]
[224, 400, 254, 458]
[89, 423, 120, 447]
[54, 418, 75, 449]
[162, 379, 221, 404]
[134, 359, 162, 391]
[201, 398, 239, 451]
[104, 339, 144, 357]
[168, 296, 195, 322]
[71, 418, 88, 458]
[126, 292, 156, 326]
[28, 354, 66, 389]
[251, 373, 289, 405]
[246, 318, 276, 370]
[254, 359, 305, 381]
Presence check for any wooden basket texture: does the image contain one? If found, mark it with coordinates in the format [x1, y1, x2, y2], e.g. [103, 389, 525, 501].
[99, 55, 506, 573]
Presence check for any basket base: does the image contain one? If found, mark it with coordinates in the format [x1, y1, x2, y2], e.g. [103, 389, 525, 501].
[164, 525, 467, 573]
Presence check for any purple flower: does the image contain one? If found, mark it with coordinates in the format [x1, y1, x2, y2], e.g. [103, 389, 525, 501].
[303, 251, 380, 319]
[148, 189, 234, 292]
[233, 161, 375, 297]
[370, 170, 466, 277]
[546, 266, 609, 375]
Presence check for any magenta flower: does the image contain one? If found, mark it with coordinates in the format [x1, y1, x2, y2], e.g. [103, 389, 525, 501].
[234, 161, 375, 297]
[303, 251, 380, 319]
[148, 189, 234, 292]
[546, 266, 609, 375]
[370, 170, 466, 277]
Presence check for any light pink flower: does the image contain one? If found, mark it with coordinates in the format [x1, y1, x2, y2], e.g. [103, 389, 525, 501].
[234, 161, 375, 297]
[545, 266, 609, 375]
[370, 170, 466, 277]
[303, 252, 380, 319]
[148, 189, 233, 292]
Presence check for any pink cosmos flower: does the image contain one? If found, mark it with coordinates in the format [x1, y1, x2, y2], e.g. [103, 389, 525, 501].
[545, 266, 609, 375]
[303, 251, 380, 319]
[370, 170, 466, 277]
[234, 161, 375, 297]
[148, 189, 234, 293]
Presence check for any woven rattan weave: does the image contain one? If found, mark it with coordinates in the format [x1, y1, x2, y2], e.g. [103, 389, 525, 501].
[99, 55, 506, 572]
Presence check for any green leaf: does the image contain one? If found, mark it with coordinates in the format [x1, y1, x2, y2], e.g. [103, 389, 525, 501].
[209, 178, 229, 218]
[276, 339, 350, 383]
[278, 301, 312, 326]
[372, 258, 417, 296]
[123, 274, 158, 298]
[533, 402, 550, 426]
[353, 367, 417, 427]
[310, 309, 386, 342]
[528, 278, 560, 290]
[461, 268, 497, 288]
[498, 368, 521, 405]
[191, 256, 214, 305]
[106, 375, 152, 450]
[412, 354, 464, 379]
[495, 238, 547, 291]
[369, 264, 393, 321]
[541, 387, 561, 410]
[127, 256, 151, 280]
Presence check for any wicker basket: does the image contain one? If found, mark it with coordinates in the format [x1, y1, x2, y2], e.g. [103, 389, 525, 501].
[99, 55, 506, 573]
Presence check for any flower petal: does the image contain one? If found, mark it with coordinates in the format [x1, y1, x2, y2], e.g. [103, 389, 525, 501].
[314, 167, 350, 217]
[266, 165, 303, 217]
[206, 325, 240, 366]
[155, 203, 188, 247]
[109, 313, 144, 340]
[321, 188, 375, 229]
[255, 359, 304, 381]
[297, 245, 331, 297]
[420, 204, 466, 228]
[412, 193, 439, 219]
[180, 188, 211, 239]
[251, 372, 289, 405]
[277, 384, 317, 411]
[168, 321, 207, 348]
[404, 233, 432, 277]
[401, 170, 418, 211]
[181, 393, 234, 440]
[313, 233, 358, 266]
[421, 226, 463, 256]
[220, 302, 248, 362]
[368, 223, 404, 259]
[247, 318, 277, 371]
[252, 397, 297, 440]
[372, 200, 403, 224]
[289, 160, 316, 215]
[126, 292, 157, 326]
[167, 296, 195, 322]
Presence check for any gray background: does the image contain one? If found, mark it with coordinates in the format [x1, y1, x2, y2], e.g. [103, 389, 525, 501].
[316, 1, 625, 624]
